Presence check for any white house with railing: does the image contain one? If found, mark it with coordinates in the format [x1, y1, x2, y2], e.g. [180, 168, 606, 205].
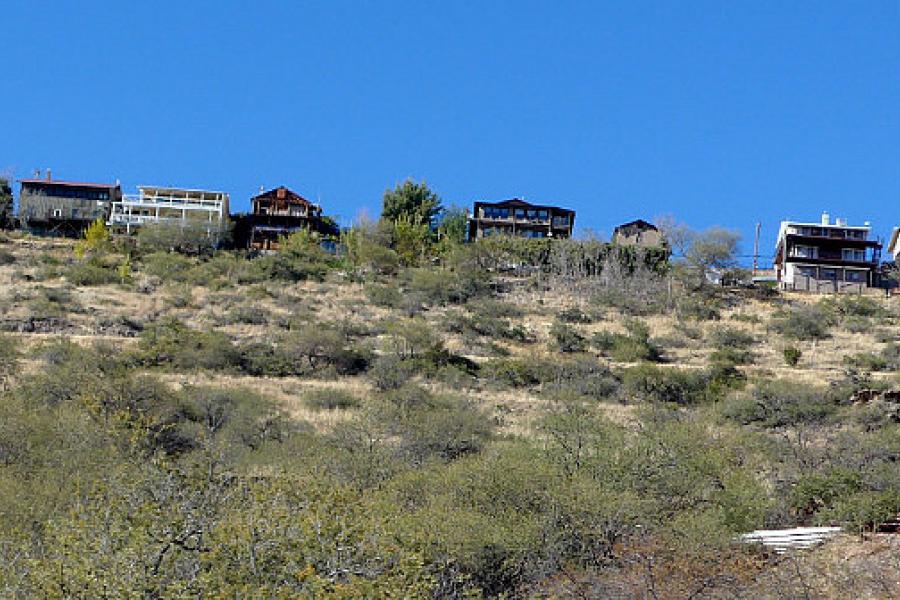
[109, 186, 230, 236]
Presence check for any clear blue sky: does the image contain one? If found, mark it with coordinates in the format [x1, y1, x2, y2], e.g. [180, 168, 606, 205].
[3, 1, 898, 264]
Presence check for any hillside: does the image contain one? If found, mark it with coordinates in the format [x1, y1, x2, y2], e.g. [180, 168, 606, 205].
[0, 230, 898, 598]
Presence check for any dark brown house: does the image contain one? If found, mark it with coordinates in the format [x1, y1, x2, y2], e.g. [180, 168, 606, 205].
[468, 199, 575, 240]
[233, 186, 337, 250]
[18, 173, 121, 236]
[613, 219, 666, 249]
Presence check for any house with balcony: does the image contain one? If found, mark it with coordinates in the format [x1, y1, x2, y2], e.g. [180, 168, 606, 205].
[19, 172, 121, 236]
[108, 186, 230, 241]
[467, 199, 575, 240]
[774, 213, 881, 293]
[232, 186, 337, 251]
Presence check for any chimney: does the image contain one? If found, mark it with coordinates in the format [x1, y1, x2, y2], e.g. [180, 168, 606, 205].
[46, 169, 51, 182]
[835, 218, 847, 227]
[821, 211, 829, 226]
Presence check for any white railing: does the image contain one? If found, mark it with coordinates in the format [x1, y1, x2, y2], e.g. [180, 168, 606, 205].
[119, 194, 225, 212]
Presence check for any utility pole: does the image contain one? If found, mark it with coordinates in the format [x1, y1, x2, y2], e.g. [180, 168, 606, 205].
[752, 222, 761, 275]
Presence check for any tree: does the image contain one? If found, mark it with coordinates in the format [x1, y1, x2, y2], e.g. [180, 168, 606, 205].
[662, 224, 740, 287]
[381, 179, 443, 228]
[74, 218, 112, 258]
[436, 206, 468, 245]
[392, 215, 430, 266]
[0, 177, 12, 228]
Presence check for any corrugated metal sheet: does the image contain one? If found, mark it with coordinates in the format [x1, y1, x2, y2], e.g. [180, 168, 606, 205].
[740, 526, 842, 554]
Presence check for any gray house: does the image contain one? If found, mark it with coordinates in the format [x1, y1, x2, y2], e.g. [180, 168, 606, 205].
[19, 173, 121, 236]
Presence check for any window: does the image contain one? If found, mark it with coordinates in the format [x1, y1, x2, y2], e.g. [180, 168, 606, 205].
[792, 245, 818, 259]
[845, 270, 866, 282]
[483, 207, 510, 219]
[821, 268, 838, 281]
[53, 209, 62, 218]
[842, 248, 865, 262]
[798, 266, 817, 277]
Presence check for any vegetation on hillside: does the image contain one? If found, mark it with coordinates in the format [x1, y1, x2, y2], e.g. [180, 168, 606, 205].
[0, 211, 899, 597]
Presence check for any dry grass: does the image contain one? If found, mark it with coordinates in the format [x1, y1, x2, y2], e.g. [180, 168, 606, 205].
[6, 237, 900, 436]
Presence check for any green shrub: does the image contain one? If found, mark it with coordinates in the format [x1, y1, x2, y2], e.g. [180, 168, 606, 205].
[819, 490, 900, 533]
[709, 346, 753, 366]
[844, 352, 888, 372]
[385, 318, 440, 359]
[136, 318, 242, 371]
[783, 346, 802, 366]
[284, 325, 370, 375]
[825, 295, 885, 319]
[549, 320, 587, 353]
[557, 306, 593, 324]
[675, 295, 721, 321]
[376, 391, 495, 464]
[138, 251, 197, 282]
[592, 320, 660, 362]
[304, 389, 362, 411]
[722, 380, 836, 428]
[842, 315, 871, 334]
[239, 341, 299, 377]
[790, 468, 863, 519]
[402, 267, 488, 306]
[442, 310, 530, 343]
[540, 356, 620, 399]
[772, 303, 835, 340]
[708, 327, 755, 349]
[64, 262, 119, 286]
[364, 283, 403, 308]
[482, 356, 550, 388]
[620, 364, 711, 406]
[465, 298, 523, 319]
[368, 354, 420, 391]
[221, 305, 269, 326]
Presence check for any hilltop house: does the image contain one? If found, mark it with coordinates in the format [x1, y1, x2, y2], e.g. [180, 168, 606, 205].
[613, 219, 666, 249]
[108, 186, 230, 240]
[467, 199, 575, 240]
[774, 212, 881, 293]
[233, 186, 337, 250]
[18, 172, 121, 236]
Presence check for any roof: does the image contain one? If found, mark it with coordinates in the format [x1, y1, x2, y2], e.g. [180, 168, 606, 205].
[614, 219, 658, 233]
[252, 186, 315, 206]
[474, 198, 574, 213]
[19, 179, 119, 189]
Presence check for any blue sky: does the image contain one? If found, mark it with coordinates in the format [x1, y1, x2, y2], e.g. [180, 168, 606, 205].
[3, 1, 898, 264]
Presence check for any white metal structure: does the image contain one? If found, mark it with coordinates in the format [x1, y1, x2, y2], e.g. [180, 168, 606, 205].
[109, 186, 229, 235]
[740, 526, 842, 554]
